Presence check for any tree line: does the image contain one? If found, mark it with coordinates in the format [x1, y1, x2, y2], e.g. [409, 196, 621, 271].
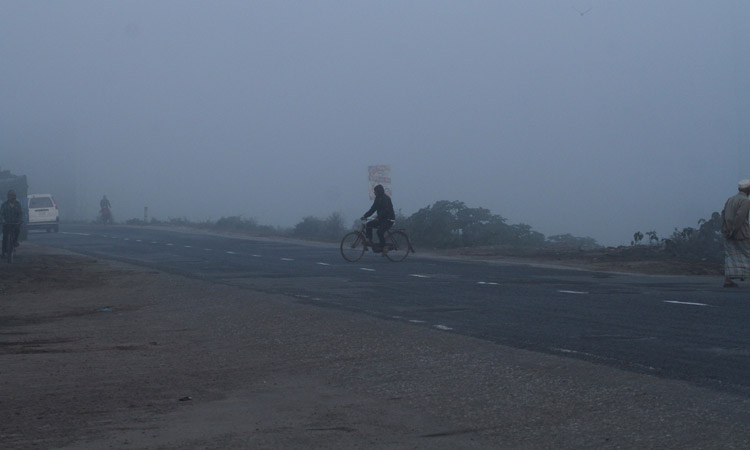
[129, 200, 725, 262]
[128, 200, 599, 250]
[631, 212, 723, 262]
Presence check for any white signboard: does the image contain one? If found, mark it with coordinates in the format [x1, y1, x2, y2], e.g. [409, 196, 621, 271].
[368, 165, 391, 200]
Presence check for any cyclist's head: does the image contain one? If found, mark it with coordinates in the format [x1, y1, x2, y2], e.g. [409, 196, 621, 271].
[7, 190, 16, 201]
[374, 184, 385, 196]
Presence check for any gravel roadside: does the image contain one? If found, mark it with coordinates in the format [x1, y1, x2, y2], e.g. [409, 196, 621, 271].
[1, 245, 748, 449]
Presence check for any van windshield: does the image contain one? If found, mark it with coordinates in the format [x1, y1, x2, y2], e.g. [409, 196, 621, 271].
[29, 197, 54, 208]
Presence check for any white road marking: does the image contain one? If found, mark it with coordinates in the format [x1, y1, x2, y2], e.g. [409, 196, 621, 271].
[477, 281, 499, 285]
[664, 300, 709, 307]
[151, 241, 158, 244]
[61, 232, 90, 236]
[252, 254, 262, 258]
[123, 238, 129, 241]
[316, 262, 330, 266]
[135, 240, 142, 242]
[434, 325, 452, 331]
[558, 290, 588, 295]
[281, 258, 294, 261]
[410, 274, 430, 278]
[166, 243, 174, 246]
[409, 319, 426, 323]
[204, 248, 212, 251]
[552, 348, 601, 358]
[360, 268, 375, 272]
[226, 251, 237, 254]
[184, 245, 192, 248]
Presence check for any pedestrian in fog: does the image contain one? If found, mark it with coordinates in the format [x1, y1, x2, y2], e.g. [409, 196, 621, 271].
[1, 189, 24, 258]
[721, 179, 750, 287]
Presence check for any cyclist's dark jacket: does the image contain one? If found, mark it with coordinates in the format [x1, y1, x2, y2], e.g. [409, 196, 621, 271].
[0, 199, 23, 224]
[363, 192, 395, 221]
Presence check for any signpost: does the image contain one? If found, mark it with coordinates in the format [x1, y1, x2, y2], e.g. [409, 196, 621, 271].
[368, 165, 391, 200]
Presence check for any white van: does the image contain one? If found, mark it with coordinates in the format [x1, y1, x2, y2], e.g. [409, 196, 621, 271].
[27, 194, 59, 232]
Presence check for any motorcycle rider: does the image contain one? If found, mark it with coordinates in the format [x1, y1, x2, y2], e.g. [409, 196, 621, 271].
[1, 189, 24, 258]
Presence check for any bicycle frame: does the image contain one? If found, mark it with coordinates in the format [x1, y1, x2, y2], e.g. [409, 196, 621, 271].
[2, 222, 22, 263]
[340, 219, 414, 262]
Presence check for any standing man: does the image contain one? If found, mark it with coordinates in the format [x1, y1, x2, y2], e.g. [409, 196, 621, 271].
[1, 190, 24, 258]
[721, 179, 750, 287]
[361, 184, 395, 255]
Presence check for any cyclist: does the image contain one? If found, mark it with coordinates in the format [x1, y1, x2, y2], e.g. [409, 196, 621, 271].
[1, 189, 24, 258]
[361, 184, 395, 254]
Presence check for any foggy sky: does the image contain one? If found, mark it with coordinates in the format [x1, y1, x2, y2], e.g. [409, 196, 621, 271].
[2, 0, 748, 245]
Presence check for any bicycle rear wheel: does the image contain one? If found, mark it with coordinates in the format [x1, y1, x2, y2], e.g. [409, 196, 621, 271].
[2, 235, 10, 264]
[385, 231, 410, 262]
[340, 231, 366, 262]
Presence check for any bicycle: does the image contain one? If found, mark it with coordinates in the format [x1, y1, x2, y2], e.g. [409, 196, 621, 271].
[340, 219, 415, 262]
[2, 223, 21, 264]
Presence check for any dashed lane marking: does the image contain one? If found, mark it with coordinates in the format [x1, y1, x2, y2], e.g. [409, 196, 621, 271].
[409, 320, 426, 323]
[61, 232, 91, 236]
[226, 251, 237, 255]
[316, 262, 330, 266]
[664, 300, 710, 307]
[252, 254, 262, 258]
[410, 274, 430, 278]
[360, 268, 376, 272]
[281, 258, 294, 261]
[184, 245, 192, 248]
[434, 325, 452, 331]
[477, 281, 499, 285]
[558, 290, 588, 295]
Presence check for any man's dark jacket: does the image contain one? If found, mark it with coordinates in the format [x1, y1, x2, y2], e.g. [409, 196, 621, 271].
[364, 193, 395, 221]
[0, 200, 23, 224]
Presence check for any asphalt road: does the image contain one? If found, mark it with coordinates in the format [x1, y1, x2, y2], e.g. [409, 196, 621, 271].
[28, 223, 750, 396]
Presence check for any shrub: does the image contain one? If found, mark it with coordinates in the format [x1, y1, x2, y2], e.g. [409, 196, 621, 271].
[400, 200, 546, 249]
[293, 212, 346, 241]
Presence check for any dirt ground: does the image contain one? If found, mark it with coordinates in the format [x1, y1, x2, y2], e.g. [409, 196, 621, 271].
[1, 244, 748, 449]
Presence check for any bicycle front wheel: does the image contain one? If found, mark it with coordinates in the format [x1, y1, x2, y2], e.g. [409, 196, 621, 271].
[385, 231, 411, 262]
[340, 231, 366, 262]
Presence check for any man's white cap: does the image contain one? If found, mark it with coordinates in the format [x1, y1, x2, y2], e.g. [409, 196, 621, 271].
[740, 179, 750, 189]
